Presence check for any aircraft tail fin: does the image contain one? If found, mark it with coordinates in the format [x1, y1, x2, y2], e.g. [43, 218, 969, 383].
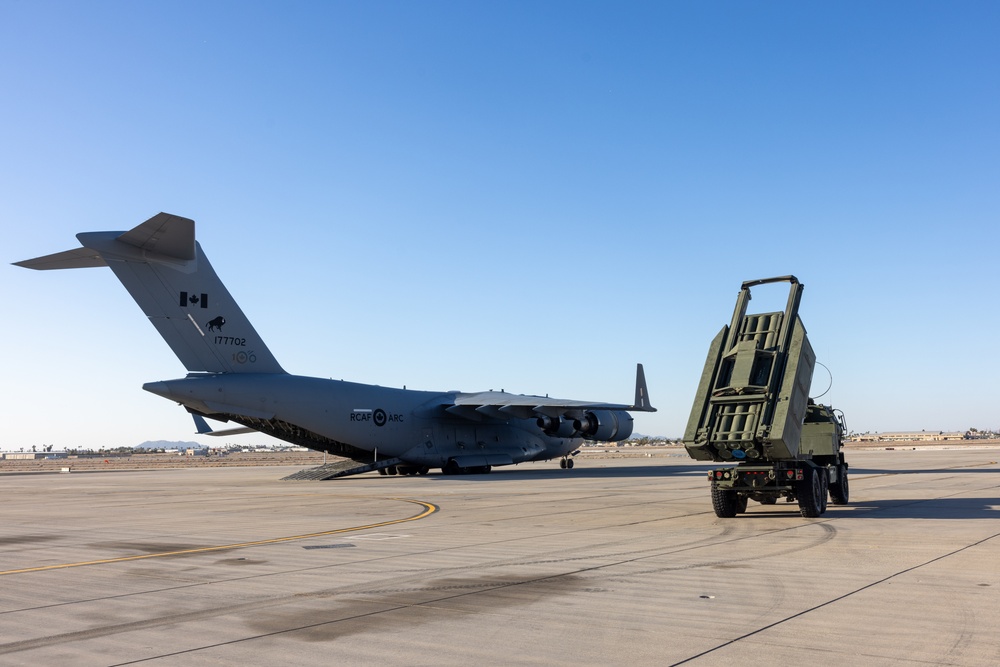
[15, 212, 285, 374]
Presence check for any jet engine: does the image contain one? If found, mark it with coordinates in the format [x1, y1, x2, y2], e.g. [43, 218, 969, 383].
[536, 415, 578, 438]
[573, 410, 634, 441]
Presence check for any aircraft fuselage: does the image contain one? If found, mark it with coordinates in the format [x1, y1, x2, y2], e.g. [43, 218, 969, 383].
[143, 373, 579, 467]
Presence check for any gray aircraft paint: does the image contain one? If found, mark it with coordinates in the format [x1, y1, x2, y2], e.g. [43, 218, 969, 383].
[16, 213, 655, 474]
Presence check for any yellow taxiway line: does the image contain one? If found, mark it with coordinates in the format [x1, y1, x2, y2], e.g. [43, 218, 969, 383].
[0, 497, 438, 577]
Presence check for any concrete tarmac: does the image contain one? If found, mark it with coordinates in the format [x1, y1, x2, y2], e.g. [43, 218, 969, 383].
[1, 448, 998, 666]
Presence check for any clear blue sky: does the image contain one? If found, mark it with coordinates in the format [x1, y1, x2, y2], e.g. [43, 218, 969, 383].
[2, 1, 998, 449]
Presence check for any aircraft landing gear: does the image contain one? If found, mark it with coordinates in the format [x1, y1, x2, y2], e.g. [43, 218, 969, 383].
[559, 457, 575, 469]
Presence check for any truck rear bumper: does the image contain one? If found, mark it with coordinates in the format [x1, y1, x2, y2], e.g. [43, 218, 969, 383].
[709, 464, 808, 492]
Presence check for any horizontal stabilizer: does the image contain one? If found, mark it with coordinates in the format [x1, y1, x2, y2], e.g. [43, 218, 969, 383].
[13, 247, 106, 270]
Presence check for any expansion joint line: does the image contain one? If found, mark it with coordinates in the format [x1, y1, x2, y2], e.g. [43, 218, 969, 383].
[667, 530, 1000, 667]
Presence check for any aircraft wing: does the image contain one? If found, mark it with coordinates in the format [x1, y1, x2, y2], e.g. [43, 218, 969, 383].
[445, 364, 655, 421]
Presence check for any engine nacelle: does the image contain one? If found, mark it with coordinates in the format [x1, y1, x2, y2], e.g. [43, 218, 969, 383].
[573, 410, 634, 442]
[536, 415, 578, 438]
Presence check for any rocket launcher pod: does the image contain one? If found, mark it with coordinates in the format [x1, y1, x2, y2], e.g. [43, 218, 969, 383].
[683, 276, 840, 463]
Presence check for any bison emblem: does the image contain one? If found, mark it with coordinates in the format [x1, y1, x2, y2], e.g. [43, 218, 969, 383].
[206, 316, 226, 332]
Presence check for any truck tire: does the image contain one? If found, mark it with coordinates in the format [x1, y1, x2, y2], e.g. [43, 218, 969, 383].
[830, 463, 850, 504]
[711, 484, 739, 518]
[797, 469, 822, 518]
[818, 468, 829, 515]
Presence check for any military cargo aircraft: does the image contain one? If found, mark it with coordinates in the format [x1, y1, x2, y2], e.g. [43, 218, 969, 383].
[16, 213, 654, 478]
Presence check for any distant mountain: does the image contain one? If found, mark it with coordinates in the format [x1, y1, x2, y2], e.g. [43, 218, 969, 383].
[135, 440, 205, 450]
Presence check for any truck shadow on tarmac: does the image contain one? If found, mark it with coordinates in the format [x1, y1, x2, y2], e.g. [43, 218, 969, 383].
[736, 497, 1000, 520]
[836, 497, 1000, 520]
[850, 467, 999, 475]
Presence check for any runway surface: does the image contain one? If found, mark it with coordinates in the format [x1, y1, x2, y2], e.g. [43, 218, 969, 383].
[1, 448, 998, 666]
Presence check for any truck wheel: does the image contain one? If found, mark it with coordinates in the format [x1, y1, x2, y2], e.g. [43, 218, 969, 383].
[797, 469, 822, 518]
[711, 484, 739, 518]
[818, 468, 829, 515]
[830, 463, 850, 504]
[736, 494, 748, 514]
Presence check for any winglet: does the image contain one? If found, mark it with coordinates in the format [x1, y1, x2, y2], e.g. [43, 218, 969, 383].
[633, 363, 655, 412]
[192, 414, 214, 435]
[191, 413, 256, 437]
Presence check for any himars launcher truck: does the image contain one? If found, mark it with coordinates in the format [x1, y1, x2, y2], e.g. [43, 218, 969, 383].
[682, 276, 849, 518]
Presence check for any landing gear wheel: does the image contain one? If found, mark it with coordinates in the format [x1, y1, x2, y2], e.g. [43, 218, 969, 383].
[566, 458, 574, 469]
[418, 466, 430, 475]
[711, 483, 739, 518]
[797, 468, 823, 518]
[386, 466, 398, 476]
[378, 468, 388, 476]
[830, 463, 850, 505]
[560, 459, 567, 469]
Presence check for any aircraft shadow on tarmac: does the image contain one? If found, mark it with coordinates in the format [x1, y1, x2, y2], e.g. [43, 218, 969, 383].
[419, 463, 999, 482]
[409, 463, 1000, 483]
[380, 464, 1000, 520]
[326, 461, 711, 482]
[414, 462, 714, 481]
